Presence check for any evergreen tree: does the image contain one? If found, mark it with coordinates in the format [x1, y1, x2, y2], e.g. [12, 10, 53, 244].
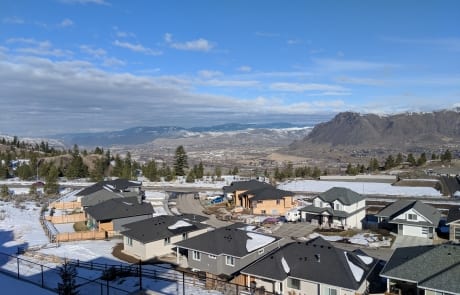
[143, 160, 159, 182]
[441, 150, 452, 162]
[58, 262, 79, 295]
[369, 158, 379, 172]
[214, 166, 222, 179]
[232, 166, 239, 176]
[312, 166, 321, 178]
[90, 158, 106, 182]
[45, 165, 59, 196]
[417, 153, 427, 166]
[395, 153, 403, 165]
[174, 146, 188, 176]
[197, 162, 204, 179]
[431, 153, 437, 160]
[186, 170, 196, 183]
[16, 163, 33, 180]
[384, 155, 395, 170]
[121, 152, 133, 179]
[407, 153, 416, 166]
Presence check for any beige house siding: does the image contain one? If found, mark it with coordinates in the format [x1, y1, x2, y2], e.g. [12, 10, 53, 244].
[124, 228, 209, 260]
[283, 278, 366, 295]
[346, 209, 366, 229]
[251, 196, 295, 216]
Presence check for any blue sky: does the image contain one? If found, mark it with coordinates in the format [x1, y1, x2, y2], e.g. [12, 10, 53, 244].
[1, 0, 459, 136]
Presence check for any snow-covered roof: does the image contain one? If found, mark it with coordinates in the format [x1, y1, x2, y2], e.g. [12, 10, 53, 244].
[344, 252, 364, 282]
[246, 232, 276, 252]
[168, 220, 193, 230]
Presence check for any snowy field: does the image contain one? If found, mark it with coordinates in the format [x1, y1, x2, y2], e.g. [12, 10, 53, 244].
[0, 272, 56, 295]
[278, 180, 442, 197]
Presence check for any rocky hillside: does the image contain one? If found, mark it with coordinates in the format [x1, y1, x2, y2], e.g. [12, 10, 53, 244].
[290, 109, 460, 150]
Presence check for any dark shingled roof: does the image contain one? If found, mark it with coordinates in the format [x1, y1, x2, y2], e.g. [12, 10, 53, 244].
[380, 243, 460, 294]
[316, 187, 365, 205]
[223, 180, 272, 195]
[77, 179, 142, 196]
[375, 199, 441, 226]
[175, 224, 281, 258]
[242, 237, 377, 291]
[299, 205, 356, 218]
[242, 187, 293, 201]
[121, 215, 209, 243]
[447, 206, 460, 224]
[85, 196, 154, 221]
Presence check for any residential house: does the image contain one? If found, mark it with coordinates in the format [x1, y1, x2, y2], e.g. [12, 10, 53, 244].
[77, 178, 143, 207]
[447, 206, 460, 242]
[85, 196, 154, 237]
[121, 215, 210, 260]
[223, 179, 272, 205]
[241, 237, 377, 295]
[300, 187, 366, 229]
[240, 187, 296, 216]
[174, 224, 282, 284]
[380, 243, 460, 295]
[375, 200, 441, 238]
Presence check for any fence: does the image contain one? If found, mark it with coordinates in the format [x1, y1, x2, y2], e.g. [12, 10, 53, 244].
[45, 213, 86, 224]
[50, 201, 82, 210]
[0, 250, 275, 295]
[56, 231, 106, 242]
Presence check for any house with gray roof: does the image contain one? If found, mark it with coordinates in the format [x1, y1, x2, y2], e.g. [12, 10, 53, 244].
[300, 187, 366, 229]
[85, 196, 154, 237]
[174, 224, 282, 282]
[375, 200, 441, 239]
[241, 236, 378, 295]
[78, 178, 143, 207]
[121, 215, 210, 260]
[240, 186, 296, 216]
[447, 206, 460, 242]
[380, 243, 460, 295]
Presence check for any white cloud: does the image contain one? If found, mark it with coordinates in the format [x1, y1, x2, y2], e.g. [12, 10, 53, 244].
[7, 38, 73, 57]
[113, 27, 136, 38]
[102, 57, 125, 67]
[313, 58, 399, 72]
[59, 0, 110, 5]
[3, 16, 25, 24]
[59, 18, 74, 27]
[237, 66, 252, 72]
[164, 33, 214, 52]
[200, 79, 260, 87]
[270, 82, 349, 93]
[113, 40, 162, 56]
[80, 45, 107, 57]
[287, 39, 301, 45]
[198, 70, 222, 79]
[383, 37, 460, 52]
[336, 76, 385, 86]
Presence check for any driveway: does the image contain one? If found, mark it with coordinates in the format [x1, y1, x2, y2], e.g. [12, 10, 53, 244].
[175, 193, 230, 228]
[272, 222, 317, 244]
[391, 234, 433, 249]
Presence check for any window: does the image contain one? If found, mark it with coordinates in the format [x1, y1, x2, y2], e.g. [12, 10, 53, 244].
[287, 278, 300, 290]
[335, 203, 341, 210]
[407, 213, 417, 220]
[164, 237, 171, 245]
[192, 251, 201, 261]
[258, 249, 264, 255]
[208, 254, 217, 259]
[455, 228, 460, 240]
[125, 237, 132, 246]
[182, 232, 188, 240]
[225, 255, 235, 266]
[261, 210, 266, 214]
[322, 287, 338, 295]
[276, 200, 281, 205]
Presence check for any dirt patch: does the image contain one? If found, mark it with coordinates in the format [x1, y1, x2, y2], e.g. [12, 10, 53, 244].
[111, 243, 139, 263]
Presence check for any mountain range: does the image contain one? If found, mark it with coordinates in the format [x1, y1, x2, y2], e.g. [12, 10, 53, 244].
[289, 109, 460, 152]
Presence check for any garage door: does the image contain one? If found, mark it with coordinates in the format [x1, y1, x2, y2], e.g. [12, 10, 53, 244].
[403, 225, 427, 238]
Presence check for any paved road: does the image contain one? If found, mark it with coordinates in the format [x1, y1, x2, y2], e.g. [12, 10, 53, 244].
[175, 193, 230, 228]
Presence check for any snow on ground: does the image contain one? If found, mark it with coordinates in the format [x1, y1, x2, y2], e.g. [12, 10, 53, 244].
[0, 201, 49, 253]
[278, 180, 442, 197]
[39, 239, 122, 262]
[0, 272, 56, 295]
[53, 223, 75, 233]
[145, 190, 167, 200]
[8, 187, 30, 195]
[308, 232, 391, 248]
